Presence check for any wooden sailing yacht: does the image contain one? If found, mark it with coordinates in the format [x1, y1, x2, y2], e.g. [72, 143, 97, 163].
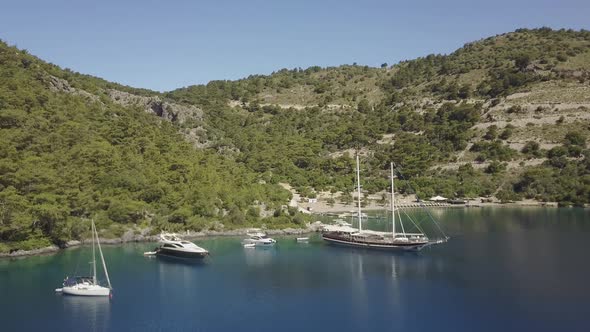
[321, 157, 448, 251]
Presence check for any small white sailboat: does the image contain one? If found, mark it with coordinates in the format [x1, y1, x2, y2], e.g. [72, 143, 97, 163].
[56, 220, 112, 297]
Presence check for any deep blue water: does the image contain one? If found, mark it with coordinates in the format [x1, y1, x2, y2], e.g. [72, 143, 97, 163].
[1, 208, 590, 332]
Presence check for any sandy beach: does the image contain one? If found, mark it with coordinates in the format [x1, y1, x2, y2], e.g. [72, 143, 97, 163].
[285, 181, 558, 214]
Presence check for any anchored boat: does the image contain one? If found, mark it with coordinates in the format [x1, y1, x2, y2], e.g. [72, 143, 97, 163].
[322, 157, 448, 251]
[151, 233, 209, 259]
[242, 230, 276, 247]
[56, 219, 112, 297]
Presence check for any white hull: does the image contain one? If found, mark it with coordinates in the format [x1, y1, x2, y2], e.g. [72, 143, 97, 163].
[243, 233, 276, 246]
[157, 246, 209, 258]
[243, 239, 275, 246]
[62, 285, 110, 296]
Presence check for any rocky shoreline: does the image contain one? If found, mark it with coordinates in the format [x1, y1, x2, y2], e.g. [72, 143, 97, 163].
[0, 225, 319, 259]
[0, 202, 566, 259]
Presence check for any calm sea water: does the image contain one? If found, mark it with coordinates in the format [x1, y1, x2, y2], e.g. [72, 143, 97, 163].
[1, 208, 590, 332]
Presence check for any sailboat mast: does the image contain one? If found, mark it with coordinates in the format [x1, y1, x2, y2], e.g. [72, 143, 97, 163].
[391, 162, 395, 240]
[92, 220, 97, 285]
[356, 154, 362, 233]
[95, 225, 112, 290]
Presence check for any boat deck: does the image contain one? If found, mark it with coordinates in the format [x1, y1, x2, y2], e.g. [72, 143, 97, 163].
[322, 230, 428, 246]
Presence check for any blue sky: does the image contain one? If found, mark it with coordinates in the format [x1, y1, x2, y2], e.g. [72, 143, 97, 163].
[1, 0, 588, 91]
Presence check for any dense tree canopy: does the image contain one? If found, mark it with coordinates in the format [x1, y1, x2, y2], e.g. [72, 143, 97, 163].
[0, 40, 296, 252]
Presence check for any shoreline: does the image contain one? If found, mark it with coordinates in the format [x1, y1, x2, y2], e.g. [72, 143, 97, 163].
[0, 225, 318, 259]
[0, 202, 566, 259]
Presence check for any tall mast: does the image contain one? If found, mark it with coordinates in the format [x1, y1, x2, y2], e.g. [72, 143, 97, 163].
[92, 219, 97, 285]
[391, 162, 395, 240]
[356, 154, 362, 233]
[95, 221, 112, 290]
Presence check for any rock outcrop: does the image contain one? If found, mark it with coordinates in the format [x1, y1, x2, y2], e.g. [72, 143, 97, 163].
[106, 89, 203, 124]
[48, 75, 100, 103]
[46, 75, 210, 147]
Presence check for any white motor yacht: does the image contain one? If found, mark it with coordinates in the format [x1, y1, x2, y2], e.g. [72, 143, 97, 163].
[154, 233, 209, 258]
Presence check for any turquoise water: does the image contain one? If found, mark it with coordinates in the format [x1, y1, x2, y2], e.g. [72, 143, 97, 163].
[1, 208, 589, 331]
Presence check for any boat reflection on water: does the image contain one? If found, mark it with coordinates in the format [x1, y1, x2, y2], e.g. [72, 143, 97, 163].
[340, 247, 439, 325]
[155, 246, 209, 288]
[344, 244, 442, 279]
[154, 253, 208, 267]
[243, 245, 277, 267]
[326, 242, 432, 274]
[62, 295, 111, 331]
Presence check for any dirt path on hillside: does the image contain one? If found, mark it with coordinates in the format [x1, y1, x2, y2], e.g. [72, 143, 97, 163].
[430, 158, 547, 171]
[473, 110, 590, 130]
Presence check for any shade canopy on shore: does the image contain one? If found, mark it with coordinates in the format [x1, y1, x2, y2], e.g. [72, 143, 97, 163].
[430, 195, 447, 201]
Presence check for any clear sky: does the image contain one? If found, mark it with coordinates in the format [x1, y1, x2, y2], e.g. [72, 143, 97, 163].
[1, 0, 588, 91]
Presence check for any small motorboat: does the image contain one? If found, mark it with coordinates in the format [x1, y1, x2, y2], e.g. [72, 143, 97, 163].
[243, 230, 276, 246]
[296, 237, 309, 242]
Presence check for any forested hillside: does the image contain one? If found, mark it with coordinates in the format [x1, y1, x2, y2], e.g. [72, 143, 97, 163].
[0, 41, 295, 252]
[166, 28, 590, 205]
[1, 27, 590, 252]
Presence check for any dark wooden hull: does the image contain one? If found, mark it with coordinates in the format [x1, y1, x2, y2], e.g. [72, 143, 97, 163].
[322, 232, 429, 251]
[156, 247, 209, 259]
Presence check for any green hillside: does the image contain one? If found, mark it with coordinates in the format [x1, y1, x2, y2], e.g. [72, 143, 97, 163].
[0, 41, 296, 253]
[166, 28, 590, 204]
[1, 27, 590, 252]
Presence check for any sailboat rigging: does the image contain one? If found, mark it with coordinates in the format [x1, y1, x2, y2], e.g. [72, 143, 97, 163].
[321, 156, 448, 251]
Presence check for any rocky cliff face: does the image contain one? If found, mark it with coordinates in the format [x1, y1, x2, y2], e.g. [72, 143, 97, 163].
[47, 75, 209, 147]
[48, 75, 100, 103]
[106, 89, 210, 147]
[48, 75, 203, 125]
[106, 89, 203, 124]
